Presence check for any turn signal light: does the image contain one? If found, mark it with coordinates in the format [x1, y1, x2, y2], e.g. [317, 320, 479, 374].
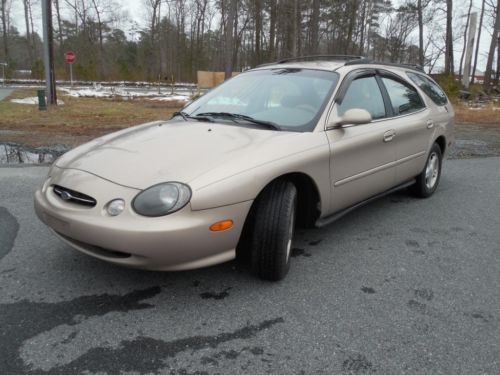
[210, 220, 234, 232]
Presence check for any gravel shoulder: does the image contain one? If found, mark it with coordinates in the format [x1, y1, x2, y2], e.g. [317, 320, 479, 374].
[450, 122, 500, 159]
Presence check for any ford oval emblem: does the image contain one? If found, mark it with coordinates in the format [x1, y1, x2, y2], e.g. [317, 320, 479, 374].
[60, 191, 72, 201]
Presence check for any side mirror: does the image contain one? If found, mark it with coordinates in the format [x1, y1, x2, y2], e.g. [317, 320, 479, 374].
[327, 108, 372, 129]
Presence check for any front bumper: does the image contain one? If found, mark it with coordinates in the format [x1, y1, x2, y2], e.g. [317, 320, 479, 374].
[34, 167, 252, 270]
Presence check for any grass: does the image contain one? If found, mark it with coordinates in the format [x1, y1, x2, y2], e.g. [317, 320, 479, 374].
[0, 89, 183, 146]
[452, 102, 500, 125]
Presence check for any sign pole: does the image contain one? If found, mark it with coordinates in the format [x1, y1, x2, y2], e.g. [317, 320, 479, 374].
[64, 51, 76, 86]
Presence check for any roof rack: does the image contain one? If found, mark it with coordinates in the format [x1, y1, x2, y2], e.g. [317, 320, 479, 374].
[344, 58, 425, 72]
[276, 55, 365, 64]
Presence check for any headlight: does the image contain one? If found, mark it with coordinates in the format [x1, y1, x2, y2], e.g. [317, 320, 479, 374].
[132, 182, 191, 217]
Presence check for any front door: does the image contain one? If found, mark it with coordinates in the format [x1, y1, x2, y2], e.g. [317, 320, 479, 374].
[325, 73, 397, 214]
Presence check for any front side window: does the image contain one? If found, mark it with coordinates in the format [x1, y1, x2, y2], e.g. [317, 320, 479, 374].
[183, 68, 339, 131]
[406, 72, 448, 106]
[381, 77, 425, 116]
[337, 76, 386, 120]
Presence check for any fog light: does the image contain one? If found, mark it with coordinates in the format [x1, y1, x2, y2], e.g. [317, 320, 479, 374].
[107, 199, 125, 216]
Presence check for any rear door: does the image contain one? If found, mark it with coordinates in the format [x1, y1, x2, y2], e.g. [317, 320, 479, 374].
[377, 71, 429, 183]
[325, 70, 397, 213]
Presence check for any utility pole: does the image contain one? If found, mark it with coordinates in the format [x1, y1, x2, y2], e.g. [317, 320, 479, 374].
[41, 0, 57, 105]
[462, 12, 477, 89]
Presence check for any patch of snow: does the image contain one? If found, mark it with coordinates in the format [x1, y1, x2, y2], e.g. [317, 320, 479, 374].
[149, 95, 190, 102]
[60, 86, 192, 101]
[11, 97, 64, 105]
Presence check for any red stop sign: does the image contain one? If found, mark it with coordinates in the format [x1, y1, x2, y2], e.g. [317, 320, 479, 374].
[65, 51, 76, 64]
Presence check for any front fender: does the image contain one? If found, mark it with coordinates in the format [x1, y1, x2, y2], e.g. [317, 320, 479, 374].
[189, 137, 331, 212]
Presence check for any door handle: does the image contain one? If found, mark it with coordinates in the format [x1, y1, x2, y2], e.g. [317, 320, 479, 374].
[427, 120, 434, 129]
[383, 130, 395, 142]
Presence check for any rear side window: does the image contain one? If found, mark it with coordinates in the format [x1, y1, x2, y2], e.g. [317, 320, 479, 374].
[338, 76, 386, 120]
[406, 72, 448, 105]
[381, 77, 425, 116]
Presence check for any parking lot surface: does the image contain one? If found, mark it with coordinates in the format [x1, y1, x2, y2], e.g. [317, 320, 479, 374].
[1, 157, 499, 374]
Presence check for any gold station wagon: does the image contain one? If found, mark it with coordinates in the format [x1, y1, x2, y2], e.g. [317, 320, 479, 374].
[35, 56, 454, 280]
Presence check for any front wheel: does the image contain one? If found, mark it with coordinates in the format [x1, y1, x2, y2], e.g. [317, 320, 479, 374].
[412, 143, 442, 198]
[250, 180, 297, 281]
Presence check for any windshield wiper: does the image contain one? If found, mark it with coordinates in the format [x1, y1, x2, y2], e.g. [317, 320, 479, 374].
[171, 111, 189, 121]
[195, 112, 281, 131]
[171, 111, 214, 122]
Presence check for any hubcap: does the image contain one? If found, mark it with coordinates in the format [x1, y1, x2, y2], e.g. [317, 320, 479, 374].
[425, 152, 439, 190]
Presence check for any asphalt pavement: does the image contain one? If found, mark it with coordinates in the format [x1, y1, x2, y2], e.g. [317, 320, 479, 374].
[1, 157, 499, 374]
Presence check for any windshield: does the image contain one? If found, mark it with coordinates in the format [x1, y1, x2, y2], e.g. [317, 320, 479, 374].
[182, 68, 339, 131]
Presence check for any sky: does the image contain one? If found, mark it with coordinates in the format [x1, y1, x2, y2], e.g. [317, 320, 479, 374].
[8, 0, 496, 73]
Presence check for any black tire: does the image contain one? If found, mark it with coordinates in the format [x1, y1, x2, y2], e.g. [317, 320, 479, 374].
[412, 143, 442, 198]
[250, 180, 297, 281]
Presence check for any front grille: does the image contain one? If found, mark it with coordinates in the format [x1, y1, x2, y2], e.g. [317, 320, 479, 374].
[52, 185, 97, 207]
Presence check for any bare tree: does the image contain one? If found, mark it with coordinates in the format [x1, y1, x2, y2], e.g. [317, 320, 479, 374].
[414, 0, 433, 66]
[54, 0, 64, 48]
[90, 0, 112, 79]
[23, 0, 33, 64]
[224, 0, 237, 79]
[268, 0, 277, 60]
[0, 0, 9, 61]
[310, 0, 320, 55]
[458, 0, 473, 79]
[471, 0, 486, 83]
[444, 0, 454, 74]
[484, 0, 499, 90]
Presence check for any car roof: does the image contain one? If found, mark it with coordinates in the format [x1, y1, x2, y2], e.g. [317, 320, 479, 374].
[254, 60, 346, 71]
[252, 56, 426, 76]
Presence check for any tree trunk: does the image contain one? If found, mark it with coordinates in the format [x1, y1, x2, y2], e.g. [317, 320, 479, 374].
[28, 0, 36, 56]
[496, 36, 500, 85]
[1, 0, 8, 61]
[345, 1, 358, 54]
[23, 0, 32, 65]
[483, 0, 499, 91]
[471, 0, 485, 84]
[285, 0, 298, 57]
[310, 0, 320, 54]
[54, 0, 64, 49]
[295, 0, 301, 56]
[444, 0, 454, 75]
[359, 0, 367, 55]
[417, 0, 424, 66]
[458, 0, 473, 79]
[224, 0, 237, 79]
[255, 0, 262, 65]
[269, 0, 276, 60]
[91, 0, 105, 79]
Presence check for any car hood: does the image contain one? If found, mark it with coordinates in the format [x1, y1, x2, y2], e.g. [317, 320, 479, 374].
[55, 120, 300, 190]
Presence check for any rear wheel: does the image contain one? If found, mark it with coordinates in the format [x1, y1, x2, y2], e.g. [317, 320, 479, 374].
[412, 143, 442, 198]
[250, 180, 297, 281]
